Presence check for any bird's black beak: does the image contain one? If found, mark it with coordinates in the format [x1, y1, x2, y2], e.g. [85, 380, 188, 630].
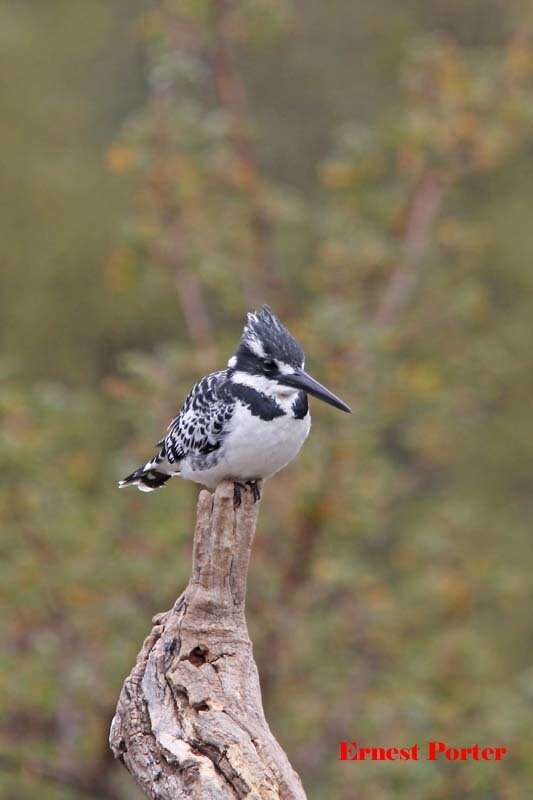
[280, 368, 352, 413]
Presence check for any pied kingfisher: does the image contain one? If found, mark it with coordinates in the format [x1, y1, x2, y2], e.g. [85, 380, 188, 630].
[119, 307, 350, 503]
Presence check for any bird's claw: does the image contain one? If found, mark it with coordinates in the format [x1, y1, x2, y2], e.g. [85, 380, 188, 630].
[246, 480, 262, 503]
[233, 480, 262, 507]
[233, 482, 245, 508]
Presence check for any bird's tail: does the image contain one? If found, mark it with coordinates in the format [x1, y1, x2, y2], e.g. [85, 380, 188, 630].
[118, 462, 171, 493]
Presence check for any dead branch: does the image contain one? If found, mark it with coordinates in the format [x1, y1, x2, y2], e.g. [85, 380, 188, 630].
[110, 480, 306, 800]
[374, 168, 449, 328]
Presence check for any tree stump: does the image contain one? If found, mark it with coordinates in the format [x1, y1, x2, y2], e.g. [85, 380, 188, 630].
[110, 480, 307, 800]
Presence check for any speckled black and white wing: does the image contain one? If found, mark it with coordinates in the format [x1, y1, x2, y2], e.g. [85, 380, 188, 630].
[118, 370, 235, 492]
[163, 370, 234, 470]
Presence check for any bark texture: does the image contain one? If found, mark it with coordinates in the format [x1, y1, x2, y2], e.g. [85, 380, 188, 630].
[110, 480, 306, 800]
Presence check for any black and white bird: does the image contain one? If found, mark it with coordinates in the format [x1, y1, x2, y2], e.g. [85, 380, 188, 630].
[118, 307, 350, 503]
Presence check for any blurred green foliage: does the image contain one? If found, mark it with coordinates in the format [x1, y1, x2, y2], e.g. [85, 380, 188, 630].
[1, 1, 533, 798]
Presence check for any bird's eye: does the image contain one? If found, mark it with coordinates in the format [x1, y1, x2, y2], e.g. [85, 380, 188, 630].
[264, 359, 276, 370]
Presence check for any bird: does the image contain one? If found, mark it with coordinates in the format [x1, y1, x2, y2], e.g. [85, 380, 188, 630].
[118, 306, 351, 505]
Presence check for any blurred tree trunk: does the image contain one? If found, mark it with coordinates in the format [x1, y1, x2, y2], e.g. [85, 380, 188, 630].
[110, 481, 306, 800]
[210, 0, 284, 307]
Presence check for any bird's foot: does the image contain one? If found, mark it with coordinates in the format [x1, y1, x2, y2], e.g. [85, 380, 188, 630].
[246, 479, 262, 503]
[233, 480, 262, 507]
[233, 481, 246, 508]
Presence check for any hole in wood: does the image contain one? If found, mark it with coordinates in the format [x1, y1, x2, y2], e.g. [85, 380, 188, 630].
[186, 645, 208, 667]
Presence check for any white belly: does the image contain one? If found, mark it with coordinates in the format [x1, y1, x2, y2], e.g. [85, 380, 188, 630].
[180, 402, 311, 489]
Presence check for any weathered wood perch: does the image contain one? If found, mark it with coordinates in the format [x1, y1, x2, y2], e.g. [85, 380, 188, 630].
[110, 480, 307, 799]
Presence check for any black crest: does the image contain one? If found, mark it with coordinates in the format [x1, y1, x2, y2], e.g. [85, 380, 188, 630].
[238, 306, 304, 368]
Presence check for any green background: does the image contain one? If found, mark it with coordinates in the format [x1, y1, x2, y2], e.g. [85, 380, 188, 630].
[1, 1, 533, 797]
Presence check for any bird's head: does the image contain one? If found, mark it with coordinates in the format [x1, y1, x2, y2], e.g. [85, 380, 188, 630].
[228, 306, 351, 413]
